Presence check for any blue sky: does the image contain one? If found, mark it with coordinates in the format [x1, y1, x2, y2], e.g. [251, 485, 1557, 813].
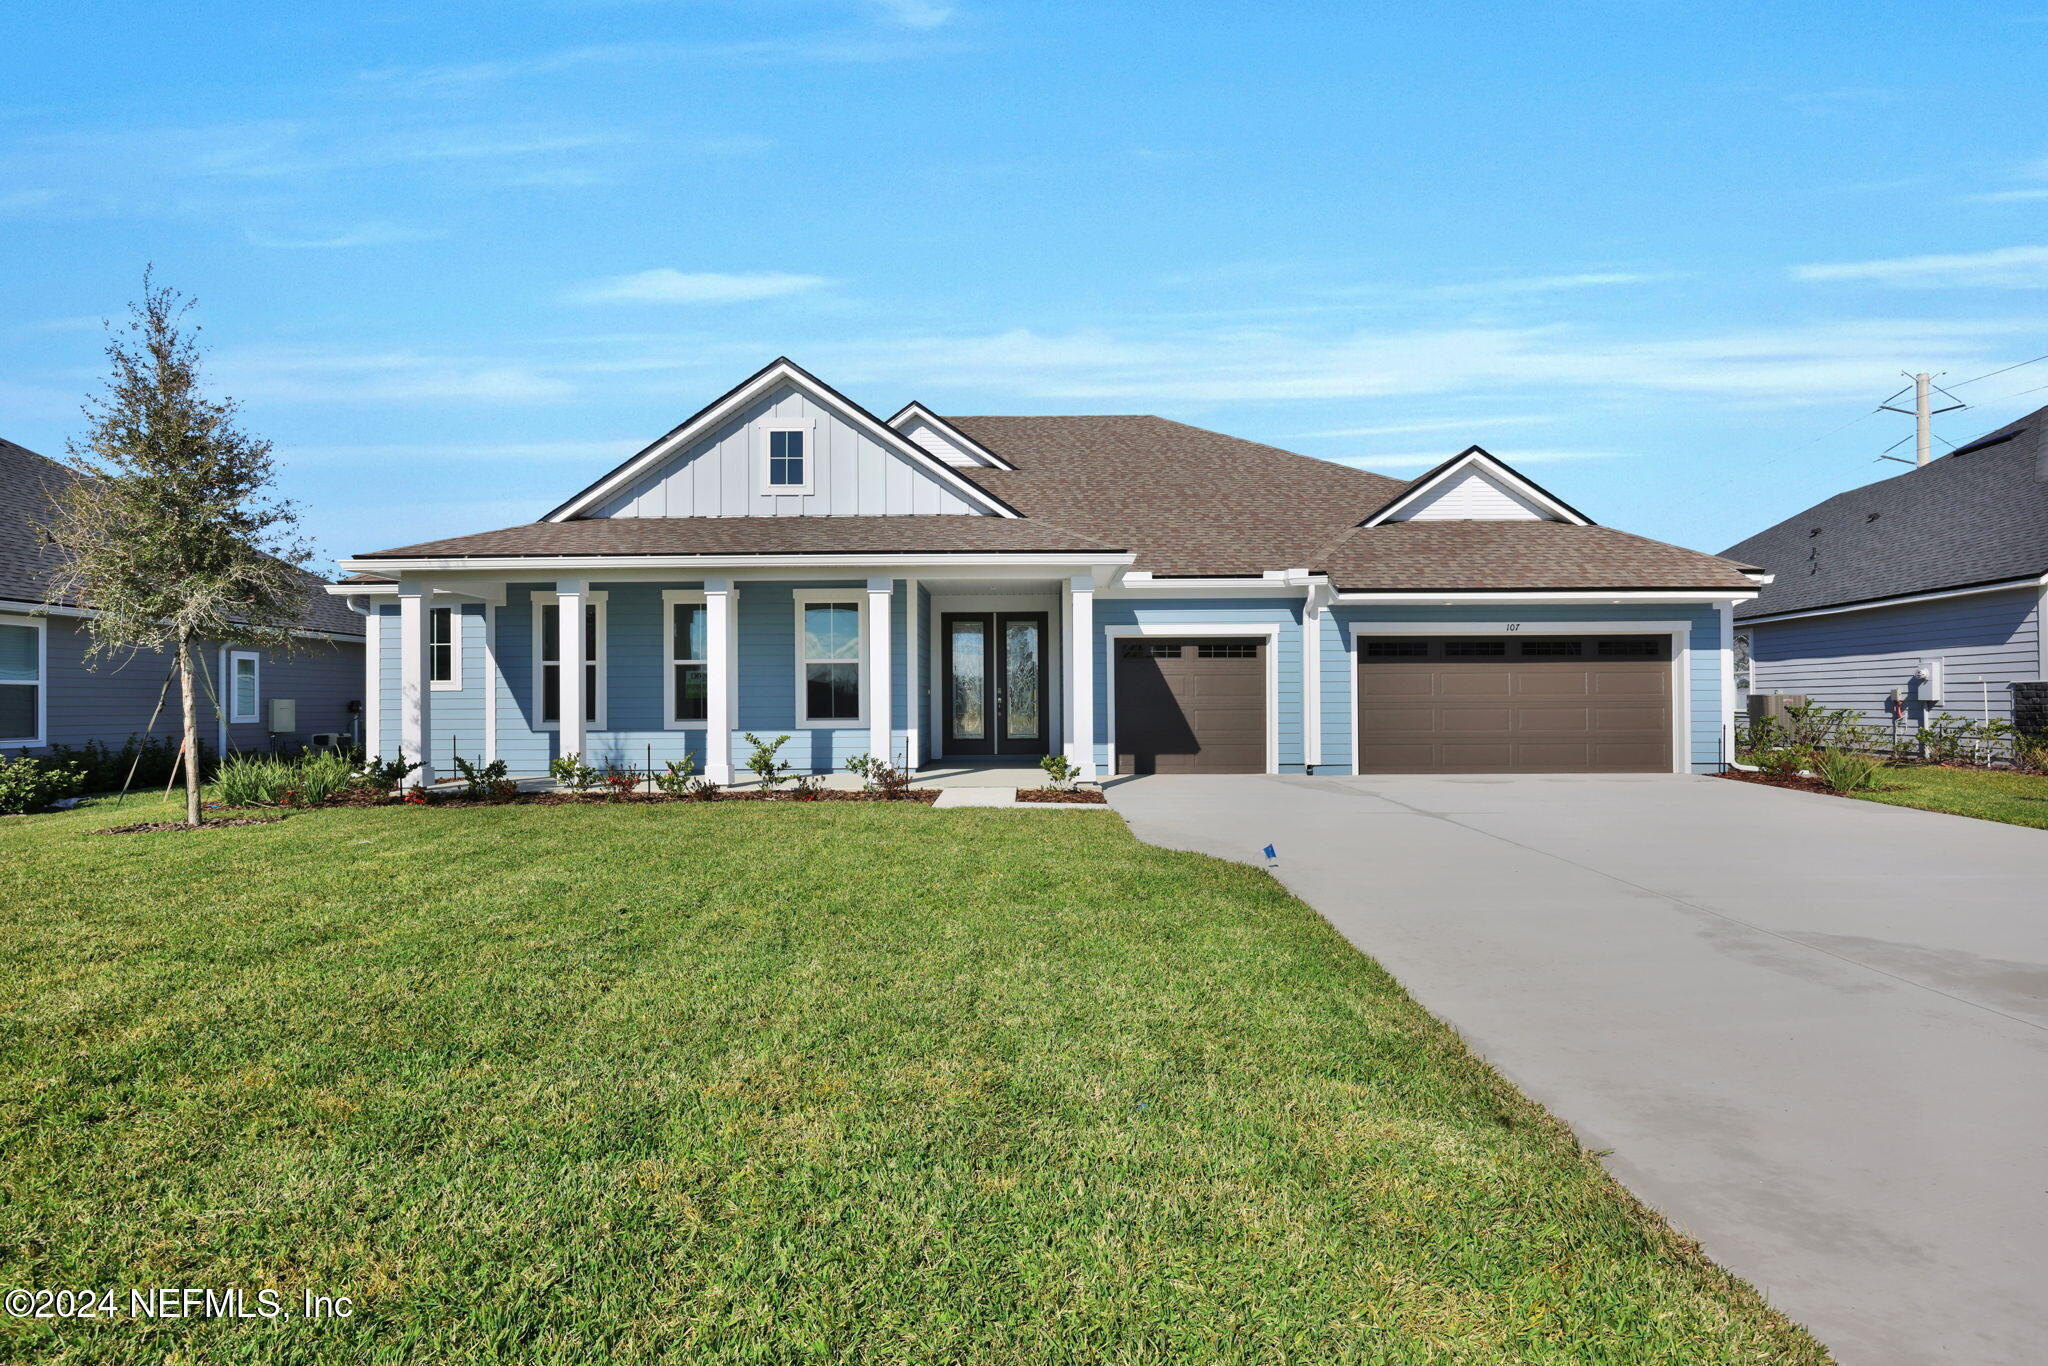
[6, 1, 2048, 572]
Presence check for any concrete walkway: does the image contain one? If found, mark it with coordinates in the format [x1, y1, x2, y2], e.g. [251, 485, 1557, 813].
[1106, 773, 2048, 1366]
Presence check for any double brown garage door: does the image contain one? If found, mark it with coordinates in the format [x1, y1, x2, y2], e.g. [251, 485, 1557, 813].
[1115, 638, 1266, 773]
[1357, 635, 1672, 773]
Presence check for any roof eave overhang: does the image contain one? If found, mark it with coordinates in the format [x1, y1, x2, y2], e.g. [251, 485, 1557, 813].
[337, 550, 1135, 577]
[1737, 570, 2048, 626]
[542, 359, 1024, 522]
[1331, 587, 1761, 604]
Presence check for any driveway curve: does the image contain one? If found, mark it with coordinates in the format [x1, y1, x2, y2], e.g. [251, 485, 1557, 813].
[1106, 772, 2048, 1366]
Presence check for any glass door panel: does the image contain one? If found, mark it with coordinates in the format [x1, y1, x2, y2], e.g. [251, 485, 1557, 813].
[946, 616, 990, 751]
[1001, 617, 1042, 745]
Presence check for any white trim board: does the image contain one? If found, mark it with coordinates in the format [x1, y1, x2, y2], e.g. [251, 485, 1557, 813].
[1737, 573, 2048, 626]
[543, 359, 1022, 521]
[1342, 620, 1694, 775]
[1103, 622, 1282, 776]
[334, 552, 1132, 579]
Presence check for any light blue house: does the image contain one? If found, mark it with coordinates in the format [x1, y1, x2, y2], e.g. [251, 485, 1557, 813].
[332, 359, 1761, 781]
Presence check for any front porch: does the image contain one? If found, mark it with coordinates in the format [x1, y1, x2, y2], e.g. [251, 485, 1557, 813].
[361, 569, 1107, 785]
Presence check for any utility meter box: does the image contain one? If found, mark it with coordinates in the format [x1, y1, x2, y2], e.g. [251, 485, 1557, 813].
[267, 698, 296, 735]
[1917, 659, 1945, 706]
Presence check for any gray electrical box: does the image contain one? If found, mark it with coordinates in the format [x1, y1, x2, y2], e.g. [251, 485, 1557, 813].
[267, 698, 296, 734]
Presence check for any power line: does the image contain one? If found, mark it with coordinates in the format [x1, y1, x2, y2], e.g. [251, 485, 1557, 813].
[1948, 351, 2048, 389]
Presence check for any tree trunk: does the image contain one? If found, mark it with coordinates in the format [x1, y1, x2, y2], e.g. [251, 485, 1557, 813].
[177, 636, 202, 826]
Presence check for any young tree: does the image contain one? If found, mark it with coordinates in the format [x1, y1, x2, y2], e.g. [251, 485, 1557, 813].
[43, 271, 314, 825]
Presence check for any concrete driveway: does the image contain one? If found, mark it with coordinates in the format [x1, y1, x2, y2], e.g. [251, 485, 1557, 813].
[1106, 773, 2048, 1366]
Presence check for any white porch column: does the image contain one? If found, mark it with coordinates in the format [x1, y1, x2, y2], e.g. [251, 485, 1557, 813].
[1302, 581, 1325, 771]
[556, 578, 588, 761]
[867, 575, 895, 766]
[1067, 574, 1097, 781]
[396, 578, 435, 784]
[704, 576, 736, 783]
[903, 578, 921, 771]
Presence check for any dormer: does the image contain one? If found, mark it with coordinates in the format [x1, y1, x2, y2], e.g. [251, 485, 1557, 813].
[1359, 446, 1594, 526]
[886, 402, 1015, 469]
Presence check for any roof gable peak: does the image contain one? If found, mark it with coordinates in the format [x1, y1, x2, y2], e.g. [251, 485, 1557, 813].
[1357, 446, 1594, 527]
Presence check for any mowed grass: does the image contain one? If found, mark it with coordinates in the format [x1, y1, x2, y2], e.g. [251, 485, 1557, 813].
[0, 799, 1827, 1365]
[1853, 764, 2048, 830]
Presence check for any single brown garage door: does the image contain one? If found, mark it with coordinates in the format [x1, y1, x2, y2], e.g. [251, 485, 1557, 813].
[1356, 635, 1672, 773]
[1115, 638, 1266, 773]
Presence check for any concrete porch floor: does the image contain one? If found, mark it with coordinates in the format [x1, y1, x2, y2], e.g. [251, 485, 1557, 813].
[454, 759, 1079, 795]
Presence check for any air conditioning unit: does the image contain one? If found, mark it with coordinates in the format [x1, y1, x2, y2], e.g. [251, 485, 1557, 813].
[307, 732, 344, 750]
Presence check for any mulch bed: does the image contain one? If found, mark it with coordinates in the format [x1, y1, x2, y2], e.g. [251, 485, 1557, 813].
[1015, 788, 1108, 804]
[1717, 770, 1898, 800]
[99, 816, 291, 835]
[352, 788, 942, 809]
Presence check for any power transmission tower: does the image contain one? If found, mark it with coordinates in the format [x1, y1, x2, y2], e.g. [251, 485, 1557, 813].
[1878, 372, 1965, 467]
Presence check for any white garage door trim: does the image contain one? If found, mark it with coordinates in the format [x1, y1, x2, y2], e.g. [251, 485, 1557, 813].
[1104, 623, 1281, 775]
[1344, 620, 1693, 775]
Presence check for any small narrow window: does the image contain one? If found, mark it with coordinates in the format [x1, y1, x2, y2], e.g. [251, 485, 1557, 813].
[799, 597, 862, 723]
[1443, 640, 1507, 658]
[229, 651, 261, 723]
[1597, 638, 1662, 659]
[1518, 639, 1583, 658]
[767, 429, 807, 490]
[1123, 641, 1180, 659]
[1364, 640, 1428, 659]
[429, 607, 456, 685]
[1196, 641, 1260, 658]
[670, 600, 707, 724]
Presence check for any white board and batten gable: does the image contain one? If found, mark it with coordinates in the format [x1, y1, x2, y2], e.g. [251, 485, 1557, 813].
[545, 360, 1018, 521]
[1362, 446, 1594, 526]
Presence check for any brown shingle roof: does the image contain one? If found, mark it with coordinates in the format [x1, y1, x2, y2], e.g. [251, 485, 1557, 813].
[1315, 520, 1760, 592]
[353, 515, 1122, 560]
[946, 416, 1406, 576]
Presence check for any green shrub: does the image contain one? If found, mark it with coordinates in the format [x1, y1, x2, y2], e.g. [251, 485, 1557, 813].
[0, 754, 87, 815]
[1751, 748, 1806, 780]
[451, 755, 516, 800]
[743, 733, 793, 791]
[548, 752, 600, 793]
[2014, 732, 2048, 776]
[210, 751, 355, 807]
[652, 756, 698, 797]
[43, 734, 211, 792]
[1812, 748, 1886, 793]
[1039, 753, 1082, 792]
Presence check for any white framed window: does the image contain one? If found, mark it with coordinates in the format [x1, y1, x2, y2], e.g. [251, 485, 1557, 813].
[793, 590, 864, 728]
[662, 589, 709, 728]
[759, 424, 814, 495]
[532, 591, 607, 730]
[0, 614, 46, 747]
[429, 606, 461, 690]
[228, 650, 261, 724]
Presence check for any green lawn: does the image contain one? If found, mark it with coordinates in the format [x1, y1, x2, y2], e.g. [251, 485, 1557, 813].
[0, 798, 1825, 1365]
[1854, 764, 2048, 830]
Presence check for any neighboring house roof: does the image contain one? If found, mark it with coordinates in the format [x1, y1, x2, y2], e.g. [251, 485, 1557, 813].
[944, 415, 1406, 576]
[350, 514, 1123, 561]
[1316, 520, 1761, 592]
[1722, 405, 2048, 621]
[0, 435, 363, 637]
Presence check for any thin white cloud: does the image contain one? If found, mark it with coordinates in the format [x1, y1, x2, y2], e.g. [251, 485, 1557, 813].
[1286, 416, 1555, 439]
[212, 348, 576, 405]
[1971, 188, 2048, 204]
[284, 439, 637, 465]
[363, 36, 932, 94]
[870, 0, 954, 28]
[245, 223, 441, 249]
[566, 269, 829, 305]
[1430, 271, 1674, 297]
[1793, 245, 2048, 287]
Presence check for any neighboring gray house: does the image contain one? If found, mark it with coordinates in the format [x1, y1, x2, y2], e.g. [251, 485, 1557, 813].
[1722, 404, 2048, 735]
[1, 436, 366, 758]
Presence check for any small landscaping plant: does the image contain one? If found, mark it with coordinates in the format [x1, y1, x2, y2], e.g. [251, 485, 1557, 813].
[2013, 731, 2048, 776]
[44, 733, 207, 792]
[548, 752, 601, 794]
[1039, 753, 1083, 792]
[652, 756, 699, 797]
[682, 776, 722, 801]
[743, 732, 794, 792]
[0, 754, 86, 815]
[451, 755, 517, 801]
[1752, 748, 1807, 781]
[600, 762, 642, 801]
[1811, 747, 1886, 793]
[354, 755, 422, 792]
[789, 773, 827, 801]
[845, 752, 913, 799]
[212, 752, 354, 808]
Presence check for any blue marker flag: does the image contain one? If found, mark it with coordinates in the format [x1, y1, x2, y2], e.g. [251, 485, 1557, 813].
[1262, 844, 1277, 861]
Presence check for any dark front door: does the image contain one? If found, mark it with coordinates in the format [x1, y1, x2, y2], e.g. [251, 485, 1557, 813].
[942, 612, 1048, 757]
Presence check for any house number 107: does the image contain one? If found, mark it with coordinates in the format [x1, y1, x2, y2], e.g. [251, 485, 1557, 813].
[1504, 623, 1521, 631]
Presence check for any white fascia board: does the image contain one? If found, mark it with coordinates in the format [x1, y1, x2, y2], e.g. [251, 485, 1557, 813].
[883, 401, 1016, 469]
[338, 551, 1134, 577]
[1738, 572, 2048, 626]
[1100, 578, 1318, 598]
[0, 596, 364, 643]
[1332, 589, 1758, 604]
[547, 360, 1020, 521]
[1362, 450, 1592, 527]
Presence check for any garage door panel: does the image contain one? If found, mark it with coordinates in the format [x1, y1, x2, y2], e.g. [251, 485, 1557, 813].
[1116, 638, 1267, 774]
[1358, 635, 1671, 773]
